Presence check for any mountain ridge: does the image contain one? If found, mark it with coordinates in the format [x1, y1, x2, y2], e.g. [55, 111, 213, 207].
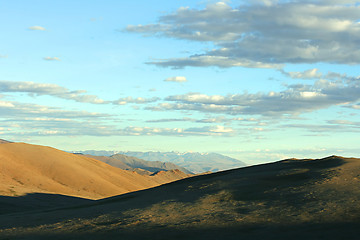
[94, 153, 193, 174]
[75, 150, 246, 173]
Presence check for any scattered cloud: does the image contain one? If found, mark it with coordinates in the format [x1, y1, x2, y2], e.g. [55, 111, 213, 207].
[0, 81, 106, 104]
[43, 57, 60, 61]
[127, 1, 360, 68]
[29, 26, 46, 31]
[327, 119, 360, 127]
[148, 56, 283, 69]
[282, 123, 360, 133]
[145, 116, 262, 125]
[147, 74, 360, 116]
[1, 113, 236, 137]
[0, 81, 164, 107]
[0, 55, 8, 58]
[118, 125, 234, 136]
[146, 117, 195, 123]
[280, 68, 360, 82]
[164, 76, 187, 82]
[346, 103, 360, 110]
[0, 100, 110, 119]
[281, 68, 323, 79]
[112, 96, 160, 105]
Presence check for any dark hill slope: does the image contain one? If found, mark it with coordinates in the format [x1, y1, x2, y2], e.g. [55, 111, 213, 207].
[1, 156, 360, 240]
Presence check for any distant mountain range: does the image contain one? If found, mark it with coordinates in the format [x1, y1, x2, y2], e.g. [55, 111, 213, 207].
[76, 150, 246, 173]
[81, 153, 193, 174]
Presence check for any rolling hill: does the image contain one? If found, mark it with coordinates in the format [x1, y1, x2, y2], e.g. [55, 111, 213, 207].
[1, 155, 360, 239]
[0, 142, 191, 201]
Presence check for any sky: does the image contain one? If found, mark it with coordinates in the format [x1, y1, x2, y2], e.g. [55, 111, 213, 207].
[0, 0, 360, 165]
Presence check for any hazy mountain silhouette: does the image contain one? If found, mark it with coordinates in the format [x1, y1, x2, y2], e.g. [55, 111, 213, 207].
[75, 150, 245, 173]
[84, 154, 193, 174]
[119, 151, 246, 173]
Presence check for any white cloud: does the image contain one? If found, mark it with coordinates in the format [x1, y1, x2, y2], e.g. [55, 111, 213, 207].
[149, 56, 283, 69]
[283, 122, 360, 133]
[327, 120, 360, 126]
[43, 57, 60, 61]
[127, 1, 360, 68]
[146, 117, 195, 123]
[0, 100, 110, 119]
[347, 104, 360, 109]
[0, 54, 8, 58]
[4, 123, 236, 137]
[180, 125, 235, 136]
[0, 101, 15, 108]
[112, 96, 160, 105]
[148, 74, 360, 116]
[0, 81, 106, 104]
[29, 26, 46, 31]
[145, 116, 261, 124]
[281, 68, 323, 79]
[208, 125, 234, 133]
[164, 76, 187, 82]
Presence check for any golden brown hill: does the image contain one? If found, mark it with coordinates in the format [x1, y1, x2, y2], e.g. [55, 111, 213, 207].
[0, 142, 191, 200]
[1, 155, 360, 239]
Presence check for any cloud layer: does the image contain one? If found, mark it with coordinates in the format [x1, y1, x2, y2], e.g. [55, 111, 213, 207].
[127, 1, 360, 68]
[0, 81, 106, 104]
[148, 74, 360, 116]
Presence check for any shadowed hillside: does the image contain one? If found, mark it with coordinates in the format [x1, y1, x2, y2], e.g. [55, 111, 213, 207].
[1, 155, 360, 239]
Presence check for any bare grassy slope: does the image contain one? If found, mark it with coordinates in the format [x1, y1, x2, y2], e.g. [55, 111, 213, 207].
[0, 142, 190, 200]
[1, 156, 360, 239]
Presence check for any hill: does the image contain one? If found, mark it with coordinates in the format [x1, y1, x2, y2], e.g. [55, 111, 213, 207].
[84, 154, 193, 174]
[119, 151, 246, 173]
[0, 139, 11, 144]
[1, 155, 360, 239]
[0, 142, 191, 201]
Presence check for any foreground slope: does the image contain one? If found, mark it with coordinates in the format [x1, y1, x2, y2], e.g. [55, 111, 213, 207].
[1, 156, 360, 239]
[0, 142, 190, 200]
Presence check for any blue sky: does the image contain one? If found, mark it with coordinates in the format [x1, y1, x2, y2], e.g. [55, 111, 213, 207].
[1, 0, 360, 165]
